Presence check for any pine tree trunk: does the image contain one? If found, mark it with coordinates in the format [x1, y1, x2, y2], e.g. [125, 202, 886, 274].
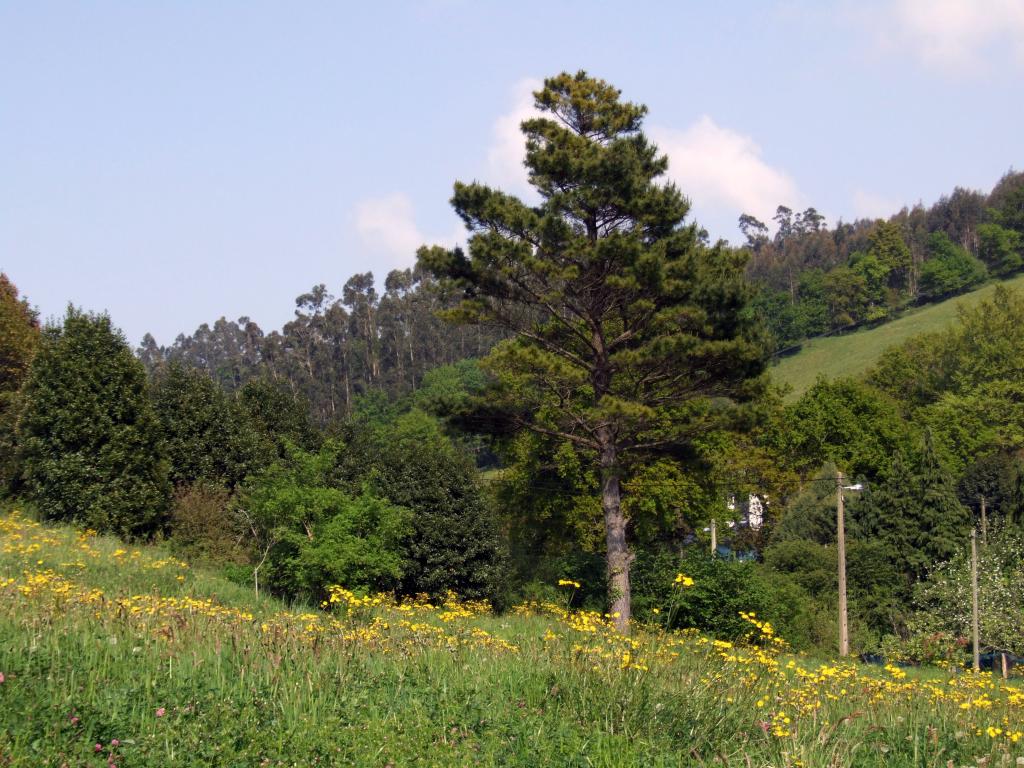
[600, 434, 631, 634]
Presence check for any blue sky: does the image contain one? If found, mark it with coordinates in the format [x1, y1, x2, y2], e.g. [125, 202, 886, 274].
[2, 1, 1022, 345]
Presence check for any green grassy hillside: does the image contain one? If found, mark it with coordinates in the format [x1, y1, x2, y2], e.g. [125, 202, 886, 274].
[2, 509, 1024, 765]
[771, 273, 1024, 401]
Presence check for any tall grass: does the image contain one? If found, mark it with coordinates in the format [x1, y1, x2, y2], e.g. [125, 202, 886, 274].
[1, 510, 1022, 766]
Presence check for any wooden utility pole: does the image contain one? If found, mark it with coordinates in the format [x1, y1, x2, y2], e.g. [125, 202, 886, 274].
[971, 527, 980, 672]
[710, 518, 717, 557]
[837, 472, 849, 658]
[980, 496, 987, 546]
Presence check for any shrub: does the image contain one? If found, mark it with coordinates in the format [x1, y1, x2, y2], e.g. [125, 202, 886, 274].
[632, 546, 835, 652]
[240, 442, 412, 601]
[340, 410, 507, 601]
[169, 482, 247, 565]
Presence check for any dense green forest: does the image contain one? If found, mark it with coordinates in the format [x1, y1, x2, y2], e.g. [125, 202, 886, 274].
[137, 270, 504, 425]
[746, 170, 1024, 351]
[3, 73, 1024, 660]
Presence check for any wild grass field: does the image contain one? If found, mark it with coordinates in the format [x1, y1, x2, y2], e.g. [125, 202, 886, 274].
[2, 509, 1023, 767]
[770, 273, 1024, 400]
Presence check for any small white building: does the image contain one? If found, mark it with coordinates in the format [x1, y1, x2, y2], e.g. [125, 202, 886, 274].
[725, 493, 766, 530]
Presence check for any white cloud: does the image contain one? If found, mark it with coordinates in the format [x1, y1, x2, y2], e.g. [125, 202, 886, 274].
[651, 116, 803, 234]
[484, 77, 543, 195]
[356, 89, 803, 253]
[852, 189, 902, 219]
[351, 79, 542, 272]
[482, 84, 804, 239]
[874, 0, 1024, 72]
[353, 193, 465, 272]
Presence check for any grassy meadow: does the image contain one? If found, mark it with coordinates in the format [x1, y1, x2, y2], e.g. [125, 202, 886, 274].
[770, 273, 1024, 400]
[2, 509, 1024, 767]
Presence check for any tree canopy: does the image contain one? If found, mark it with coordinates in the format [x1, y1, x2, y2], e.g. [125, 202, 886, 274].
[18, 308, 170, 537]
[418, 71, 766, 630]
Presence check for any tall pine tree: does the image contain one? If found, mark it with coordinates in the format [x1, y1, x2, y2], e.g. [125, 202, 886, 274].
[418, 72, 765, 630]
[856, 431, 969, 587]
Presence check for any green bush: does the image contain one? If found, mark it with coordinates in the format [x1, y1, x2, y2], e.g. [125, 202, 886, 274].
[919, 232, 987, 299]
[978, 222, 1023, 276]
[339, 410, 507, 601]
[169, 482, 247, 565]
[151, 362, 275, 489]
[631, 547, 834, 652]
[240, 441, 411, 601]
[879, 632, 960, 666]
[763, 539, 836, 597]
[286, 491, 411, 597]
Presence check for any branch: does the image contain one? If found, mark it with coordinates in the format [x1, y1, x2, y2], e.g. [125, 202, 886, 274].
[515, 416, 600, 451]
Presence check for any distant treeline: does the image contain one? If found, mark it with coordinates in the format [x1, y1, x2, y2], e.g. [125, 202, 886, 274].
[143, 173, 1024, 416]
[743, 170, 1024, 349]
[138, 268, 503, 424]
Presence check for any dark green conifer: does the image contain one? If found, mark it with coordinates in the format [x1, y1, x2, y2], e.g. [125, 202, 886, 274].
[856, 432, 969, 586]
[418, 72, 765, 629]
[19, 308, 170, 537]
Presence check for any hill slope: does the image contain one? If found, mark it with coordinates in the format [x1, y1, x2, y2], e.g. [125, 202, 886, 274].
[771, 273, 1024, 401]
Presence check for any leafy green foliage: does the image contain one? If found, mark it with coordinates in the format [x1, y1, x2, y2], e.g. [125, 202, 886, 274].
[844, 538, 905, 638]
[855, 434, 970, 587]
[411, 359, 487, 417]
[491, 432, 605, 604]
[151, 362, 275, 489]
[977, 223, 1023, 276]
[169, 482, 247, 565]
[358, 410, 505, 600]
[295, 492, 411, 594]
[957, 452, 1023, 526]
[0, 275, 38, 396]
[763, 539, 836, 598]
[237, 377, 320, 455]
[776, 378, 912, 481]
[870, 287, 1024, 470]
[867, 220, 911, 293]
[242, 441, 410, 598]
[918, 232, 987, 299]
[988, 170, 1024, 235]
[18, 309, 170, 537]
[823, 264, 872, 326]
[768, 467, 839, 544]
[909, 526, 1024, 656]
[634, 548, 833, 650]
